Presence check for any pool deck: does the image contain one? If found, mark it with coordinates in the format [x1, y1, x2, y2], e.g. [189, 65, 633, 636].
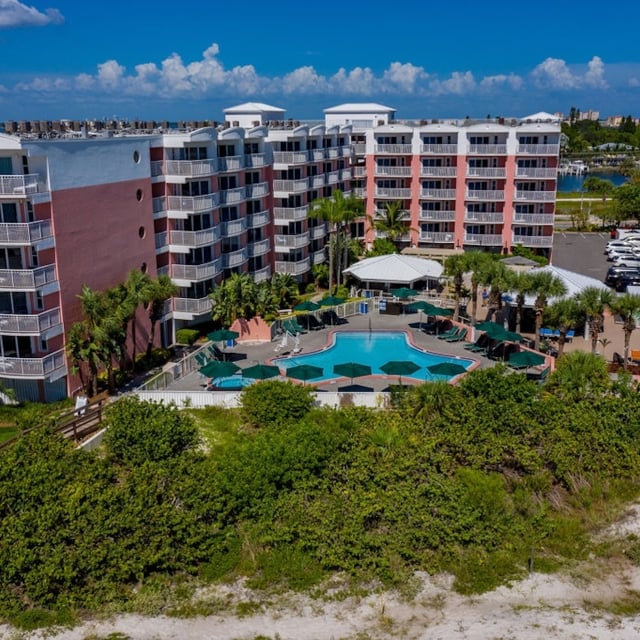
[165, 311, 502, 395]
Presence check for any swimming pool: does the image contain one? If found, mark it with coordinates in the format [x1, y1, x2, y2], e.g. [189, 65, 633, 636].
[211, 375, 255, 390]
[274, 331, 475, 383]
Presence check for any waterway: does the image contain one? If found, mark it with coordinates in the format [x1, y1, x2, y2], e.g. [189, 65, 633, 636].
[557, 170, 628, 192]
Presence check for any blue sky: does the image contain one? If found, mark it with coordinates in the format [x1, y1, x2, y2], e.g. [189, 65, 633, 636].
[1, 0, 639, 122]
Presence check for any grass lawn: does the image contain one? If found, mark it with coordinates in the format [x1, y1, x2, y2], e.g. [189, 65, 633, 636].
[0, 426, 21, 444]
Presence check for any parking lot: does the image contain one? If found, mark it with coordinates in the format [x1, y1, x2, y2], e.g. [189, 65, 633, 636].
[551, 231, 612, 283]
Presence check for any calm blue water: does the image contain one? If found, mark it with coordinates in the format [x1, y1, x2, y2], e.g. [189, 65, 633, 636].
[557, 171, 627, 192]
[212, 376, 254, 389]
[275, 331, 474, 383]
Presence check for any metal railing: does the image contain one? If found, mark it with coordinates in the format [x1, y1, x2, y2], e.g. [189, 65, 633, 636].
[0, 307, 61, 335]
[0, 220, 53, 245]
[0, 264, 57, 290]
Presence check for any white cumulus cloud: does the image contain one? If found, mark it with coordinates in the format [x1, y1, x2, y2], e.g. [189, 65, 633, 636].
[0, 0, 63, 27]
[479, 73, 523, 91]
[532, 56, 608, 89]
[381, 62, 429, 93]
[429, 71, 476, 96]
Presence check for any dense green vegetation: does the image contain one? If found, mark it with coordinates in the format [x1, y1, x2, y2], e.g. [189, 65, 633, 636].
[563, 109, 640, 153]
[2, 367, 640, 629]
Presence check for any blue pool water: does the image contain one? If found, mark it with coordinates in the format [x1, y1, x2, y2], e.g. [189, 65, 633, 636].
[211, 375, 255, 389]
[275, 331, 474, 383]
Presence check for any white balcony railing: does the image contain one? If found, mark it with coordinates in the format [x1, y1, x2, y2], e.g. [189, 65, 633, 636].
[166, 193, 219, 214]
[0, 264, 57, 290]
[219, 187, 246, 204]
[252, 265, 272, 283]
[152, 196, 166, 218]
[512, 213, 555, 225]
[464, 233, 504, 246]
[0, 307, 61, 335]
[517, 144, 560, 155]
[353, 167, 367, 177]
[273, 206, 309, 223]
[466, 167, 506, 178]
[512, 234, 554, 247]
[468, 144, 507, 154]
[420, 232, 455, 243]
[222, 248, 249, 268]
[310, 223, 328, 240]
[464, 212, 505, 223]
[310, 149, 326, 162]
[0, 220, 53, 245]
[0, 348, 66, 380]
[374, 166, 412, 177]
[353, 143, 366, 155]
[374, 144, 413, 154]
[220, 218, 248, 237]
[420, 188, 457, 199]
[163, 159, 217, 178]
[247, 210, 270, 228]
[245, 181, 269, 198]
[326, 171, 340, 184]
[275, 257, 311, 275]
[273, 151, 309, 165]
[515, 167, 558, 179]
[275, 233, 310, 250]
[309, 175, 325, 189]
[374, 187, 412, 199]
[514, 191, 556, 202]
[419, 210, 456, 221]
[172, 296, 213, 316]
[217, 156, 244, 172]
[245, 153, 266, 168]
[312, 249, 325, 265]
[273, 178, 309, 193]
[420, 144, 458, 154]
[171, 259, 221, 282]
[465, 190, 505, 201]
[248, 238, 271, 257]
[168, 227, 220, 249]
[0, 174, 41, 197]
[420, 166, 457, 177]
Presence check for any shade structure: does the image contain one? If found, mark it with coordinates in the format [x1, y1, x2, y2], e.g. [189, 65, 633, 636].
[320, 295, 345, 307]
[390, 286, 418, 299]
[207, 328, 240, 342]
[333, 362, 372, 383]
[406, 300, 434, 314]
[474, 321, 521, 342]
[508, 351, 546, 369]
[242, 363, 281, 380]
[199, 360, 241, 378]
[380, 360, 421, 377]
[286, 364, 323, 384]
[294, 300, 321, 312]
[427, 362, 468, 378]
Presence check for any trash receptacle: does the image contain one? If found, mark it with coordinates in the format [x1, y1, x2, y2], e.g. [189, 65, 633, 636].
[359, 302, 369, 314]
[378, 299, 387, 313]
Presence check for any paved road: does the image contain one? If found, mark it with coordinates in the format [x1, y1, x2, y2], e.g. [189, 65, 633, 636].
[551, 231, 611, 282]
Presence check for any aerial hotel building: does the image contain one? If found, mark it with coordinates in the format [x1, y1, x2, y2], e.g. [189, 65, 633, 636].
[0, 103, 559, 401]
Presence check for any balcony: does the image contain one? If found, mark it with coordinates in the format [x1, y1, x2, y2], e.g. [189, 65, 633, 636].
[273, 178, 309, 194]
[465, 190, 505, 201]
[166, 194, 219, 217]
[353, 167, 367, 178]
[420, 232, 455, 243]
[219, 186, 246, 205]
[0, 265, 57, 290]
[252, 265, 272, 283]
[512, 234, 554, 248]
[464, 212, 504, 223]
[374, 166, 412, 177]
[421, 144, 458, 154]
[326, 147, 339, 158]
[514, 191, 556, 202]
[273, 151, 309, 165]
[0, 174, 41, 197]
[420, 188, 457, 199]
[247, 238, 271, 257]
[353, 143, 366, 155]
[309, 174, 325, 189]
[326, 171, 340, 185]
[517, 144, 560, 155]
[466, 167, 506, 178]
[374, 144, 413, 154]
[0, 220, 53, 246]
[222, 248, 249, 268]
[275, 257, 311, 275]
[309, 149, 326, 162]
[420, 166, 457, 177]
[512, 213, 555, 225]
[340, 145, 352, 158]
[352, 188, 366, 198]
[340, 168, 352, 181]
[245, 153, 266, 168]
[172, 296, 213, 318]
[312, 249, 325, 265]
[310, 223, 328, 240]
[247, 210, 270, 228]
[163, 159, 217, 179]
[152, 196, 166, 219]
[419, 210, 456, 221]
[464, 233, 504, 246]
[245, 181, 269, 198]
[0, 348, 67, 381]
[468, 144, 507, 154]
[217, 156, 244, 172]
[0, 308, 62, 336]
[273, 205, 309, 224]
[168, 227, 220, 251]
[516, 167, 558, 179]
[275, 232, 310, 251]
[171, 259, 222, 283]
[374, 187, 412, 199]
[220, 218, 248, 237]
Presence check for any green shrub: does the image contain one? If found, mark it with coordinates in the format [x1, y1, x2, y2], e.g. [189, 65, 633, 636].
[305, 283, 316, 294]
[240, 380, 314, 429]
[135, 347, 172, 372]
[335, 285, 349, 299]
[176, 328, 200, 346]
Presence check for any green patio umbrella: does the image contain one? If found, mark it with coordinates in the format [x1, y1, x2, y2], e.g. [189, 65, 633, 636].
[406, 300, 448, 329]
[390, 287, 418, 299]
[380, 360, 420, 385]
[207, 328, 240, 360]
[333, 362, 372, 385]
[242, 363, 281, 380]
[294, 300, 321, 312]
[199, 360, 241, 378]
[320, 295, 345, 307]
[427, 361, 468, 378]
[508, 351, 545, 370]
[286, 364, 324, 385]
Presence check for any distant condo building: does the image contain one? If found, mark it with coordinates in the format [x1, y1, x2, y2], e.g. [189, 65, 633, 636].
[0, 103, 561, 401]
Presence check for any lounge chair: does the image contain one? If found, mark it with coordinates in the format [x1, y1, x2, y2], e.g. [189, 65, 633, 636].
[464, 333, 490, 352]
[446, 327, 468, 343]
[437, 326, 460, 340]
[283, 318, 307, 335]
[296, 314, 325, 331]
[194, 352, 209, 367]
[539, 327, 553, 338]
[566, 329, 575, 342]
[321, 309, 347, 326]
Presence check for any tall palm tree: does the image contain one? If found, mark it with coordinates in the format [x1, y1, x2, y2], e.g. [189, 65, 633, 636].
[463, 251, 494, 323]
[210, 272, 258, 326]
[547, 350, 610, 401]
[575, 286, 613, 354]
[367, 201, 414, 251]
[338, 193, 365, 286]
[509, 271, 535, 334]
[269, 273, 300, 309]
[610, 292, 640, 367]
[529, 271, 568, 350]
[146, 274, 178, 356]
[444, 253, 467, 321]
[483, 261, 513, 323]
[124, 269, 153, 368]
[544, 297, 583, 358]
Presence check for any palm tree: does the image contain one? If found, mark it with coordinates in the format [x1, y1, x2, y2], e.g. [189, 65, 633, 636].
[269, 273, 300, 309]
[210, 272, 258, 326]
[547, 351, 610, 401]
[146, 275, 178, 357]
[529, 271, 568, 350]
[509, 271, 535, 334]
[575, 286, 613, 354]
[124, 269, 153, 368]
[367, 201, 414, 251]
[544, 297, 583, 358]
[444, 253, 467, 321]
[338, 193, 365, 285]
[463, 251, 494, 323]
[609, 292, 640, 367]
[483, 261, 513, 323]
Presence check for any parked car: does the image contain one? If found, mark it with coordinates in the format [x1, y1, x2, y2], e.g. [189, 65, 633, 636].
[613, 255, 640, 268]
[608, 246, 640, 261]
[615, 273, 640, 292]
[605, 266, 640, 286]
